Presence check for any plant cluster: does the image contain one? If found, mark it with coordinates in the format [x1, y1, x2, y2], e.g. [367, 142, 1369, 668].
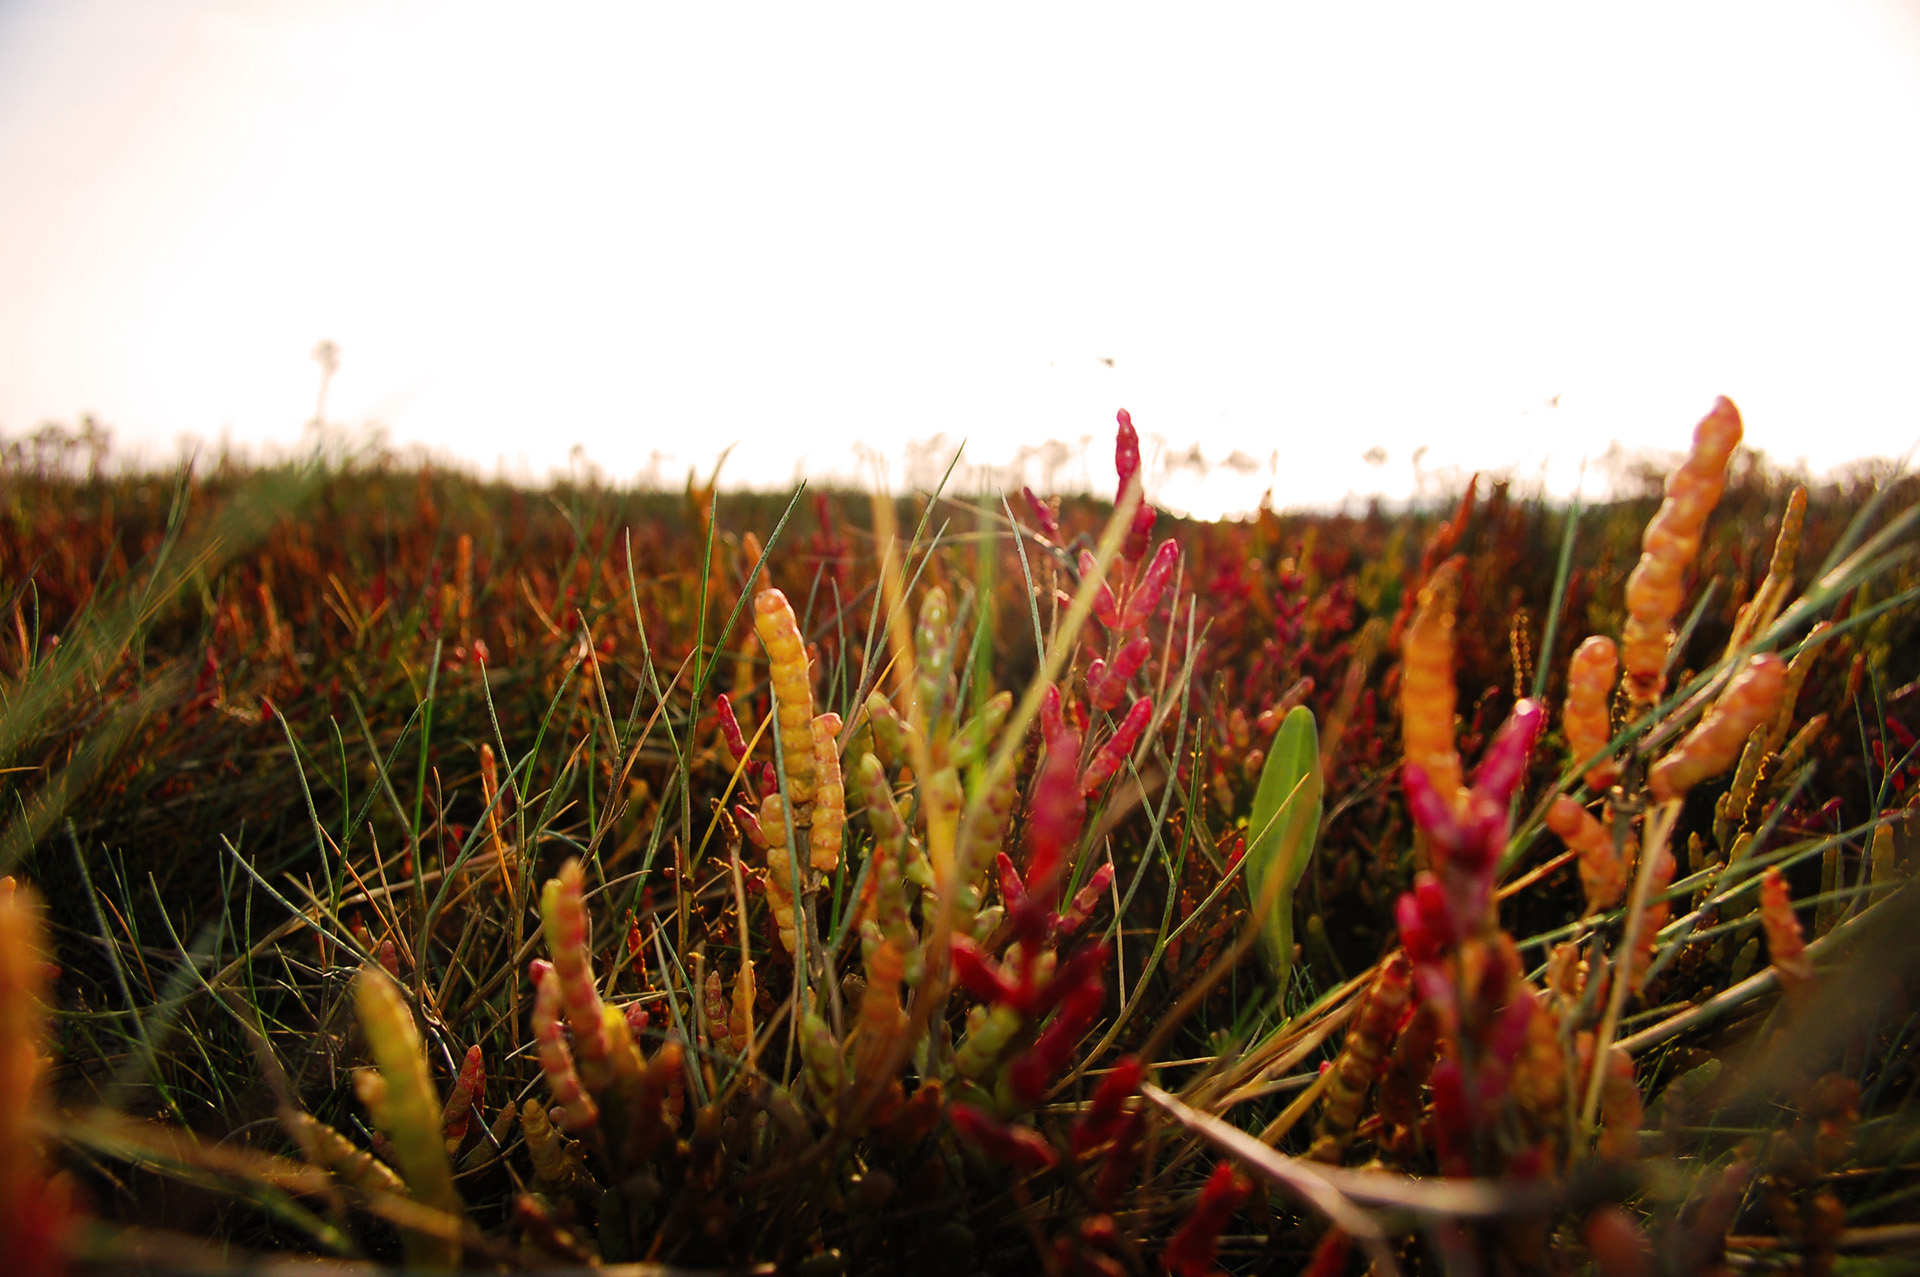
[0, 400, 1916, 1274]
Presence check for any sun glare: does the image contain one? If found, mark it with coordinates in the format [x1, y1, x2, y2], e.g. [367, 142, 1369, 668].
[1, 1, 1917, 513]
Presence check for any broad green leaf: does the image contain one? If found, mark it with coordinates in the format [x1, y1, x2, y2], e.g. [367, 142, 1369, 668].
[1245, 706, 1323, 997]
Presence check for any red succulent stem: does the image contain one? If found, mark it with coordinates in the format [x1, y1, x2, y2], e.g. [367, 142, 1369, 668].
[1081, 697, 1153, 796]
[715, 693, 750, 766]
[949, 1103, 1059, 1172]
[1163, 1162, 1252, 1277]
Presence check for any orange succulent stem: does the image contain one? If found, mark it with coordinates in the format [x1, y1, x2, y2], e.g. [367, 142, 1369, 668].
[808, 711, 845, 873]
[767, 710, 811, 1003]
[440, 1043, 486, 1154]
[1621, 397, 1743, 704]
[531, 963, 598, 1133]
[1545, 796, 1634, 914]
[852, 925, 909, 1088]
[1582, 800, 1679, 1129]
[754, 587, 817, 810]
[1649, 654, 1788, 803]
[1309, 952, 1412, 1163]
[540, 858, 611, 1095]
[760, 790, 798, 955]
[1760, 865, 1813, 989]
[1562, 635, 1620, 792]
[1400, 558, 1465, 813]
[479, 743, 510, 897]
[0, 883, 65, 1277]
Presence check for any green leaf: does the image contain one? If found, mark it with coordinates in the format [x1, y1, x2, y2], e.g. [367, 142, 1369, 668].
[1245, 706, 1323, 997]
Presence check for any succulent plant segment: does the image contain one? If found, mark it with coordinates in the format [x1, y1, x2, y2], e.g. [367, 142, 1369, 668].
[1, 399, 1915, 1273]
[1621, 396, 1744, 705]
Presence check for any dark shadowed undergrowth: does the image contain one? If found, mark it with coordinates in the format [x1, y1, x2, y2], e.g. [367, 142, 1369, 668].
[1, 404, 1918, 1275]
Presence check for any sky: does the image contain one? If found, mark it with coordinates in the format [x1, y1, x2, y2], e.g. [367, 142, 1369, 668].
[2, 2, 1918, 517]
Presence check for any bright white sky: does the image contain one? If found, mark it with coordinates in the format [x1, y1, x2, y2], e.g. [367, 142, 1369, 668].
[2, 2, 1918, 516]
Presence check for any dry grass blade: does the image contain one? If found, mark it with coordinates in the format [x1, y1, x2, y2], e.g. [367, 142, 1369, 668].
[1581, 799, 1679, 1126]
[1143, 1083, 1567, 1220]
[1144, 1082, 1403, 1277]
